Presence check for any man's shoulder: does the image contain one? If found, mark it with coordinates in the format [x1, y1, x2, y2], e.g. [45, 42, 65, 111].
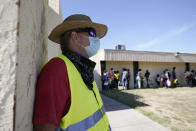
[40, 57, 67, 75]
[46, 57, 66, 68]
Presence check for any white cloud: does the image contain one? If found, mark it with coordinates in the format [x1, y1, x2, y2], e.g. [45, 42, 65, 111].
[169, 23, 195, 36]
[135, 22, 196, 50]
[136, 38, 159, 49]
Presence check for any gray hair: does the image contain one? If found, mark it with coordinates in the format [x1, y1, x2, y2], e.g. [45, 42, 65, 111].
[60, 30, 72, 52]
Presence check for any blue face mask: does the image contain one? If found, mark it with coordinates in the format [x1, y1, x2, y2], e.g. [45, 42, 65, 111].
[85, 37, 100, 57]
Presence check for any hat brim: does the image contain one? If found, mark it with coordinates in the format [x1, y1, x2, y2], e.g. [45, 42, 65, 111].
[48, 21, 108, 44]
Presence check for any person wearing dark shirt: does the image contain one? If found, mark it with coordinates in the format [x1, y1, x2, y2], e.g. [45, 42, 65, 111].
[127, 69, 130, 89]
[33, 14, 110, 131]
[144, 70, 150, 88]
[172, 67, 178, 87]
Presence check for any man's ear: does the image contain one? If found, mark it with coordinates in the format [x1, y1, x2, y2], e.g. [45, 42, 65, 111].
[71, 32, 78, 41]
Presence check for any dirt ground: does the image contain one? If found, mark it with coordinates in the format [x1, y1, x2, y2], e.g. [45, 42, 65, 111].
[124, 87, 196, 131]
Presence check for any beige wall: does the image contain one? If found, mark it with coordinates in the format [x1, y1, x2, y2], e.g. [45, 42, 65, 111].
[106, 61, 134, 88]
[139, 62, 186, 86]
[190, 63, 196, 71]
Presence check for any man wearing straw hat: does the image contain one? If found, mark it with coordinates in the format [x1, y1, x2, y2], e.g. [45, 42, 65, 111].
[33, 14, 111, 131]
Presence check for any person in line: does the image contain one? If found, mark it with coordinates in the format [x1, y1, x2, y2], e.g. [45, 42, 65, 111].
[172, 67, 178, 87]
[114, 70, 120, 89]
[109, 68, 114, 89]
[161, 70, 167, 87]
[101, 70, 109, 90]
[191, 70, 196, 87]
[184, 70, 192, 87]
[122, 68, 128, 90]
[144, 70, 150, 88]
[101, 70, 105, 89]
[165, 69, 171, 88]
[136, 69, 142, 89]
[33, 14, 110, 131]
[156, 74, 161, 87]
[127, 69, 130, 89]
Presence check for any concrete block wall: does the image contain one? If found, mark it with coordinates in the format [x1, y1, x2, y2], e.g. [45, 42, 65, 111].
[0, 0, 62, 130]
[0, 0, 18, 130]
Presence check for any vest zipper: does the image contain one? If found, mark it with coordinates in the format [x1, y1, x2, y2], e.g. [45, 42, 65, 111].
[91, 89, 104, 116]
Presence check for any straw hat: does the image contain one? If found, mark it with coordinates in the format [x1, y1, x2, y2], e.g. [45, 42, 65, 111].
[48, 14, 108, 44]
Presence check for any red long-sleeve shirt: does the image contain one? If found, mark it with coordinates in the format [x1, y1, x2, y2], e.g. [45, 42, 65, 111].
[33, 58, 71, 126]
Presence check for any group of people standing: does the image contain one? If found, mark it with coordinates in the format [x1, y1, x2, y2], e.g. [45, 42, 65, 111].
[136, 69, 152, 88]
[184, 70, 196, 87]
[102, 66, 196, 90]
[136, 67, 196, 88]
[154, 67, 178, 88]
[101, 68, 130, 90]
[136, 67, 179, 88]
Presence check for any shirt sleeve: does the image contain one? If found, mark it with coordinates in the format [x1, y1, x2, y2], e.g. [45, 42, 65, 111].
[33, 57, 71, 127]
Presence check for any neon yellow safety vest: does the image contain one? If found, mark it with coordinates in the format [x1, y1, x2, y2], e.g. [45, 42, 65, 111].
[56, 55, 111, 131]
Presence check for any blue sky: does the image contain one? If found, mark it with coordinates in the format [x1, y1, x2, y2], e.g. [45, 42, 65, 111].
[60, 0, 196, 53]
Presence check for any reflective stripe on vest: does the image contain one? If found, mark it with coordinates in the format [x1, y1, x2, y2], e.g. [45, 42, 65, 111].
[56, 106, 106, 131]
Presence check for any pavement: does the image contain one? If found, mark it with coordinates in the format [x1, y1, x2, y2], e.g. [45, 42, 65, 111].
[101, 95, 169, 131]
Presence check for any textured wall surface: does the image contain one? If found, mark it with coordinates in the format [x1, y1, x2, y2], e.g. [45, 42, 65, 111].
[0, 0, 18, 130]
[15, 0, 48, 130]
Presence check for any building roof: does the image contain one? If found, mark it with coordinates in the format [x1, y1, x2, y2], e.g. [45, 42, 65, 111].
[103, 49, 196, 63]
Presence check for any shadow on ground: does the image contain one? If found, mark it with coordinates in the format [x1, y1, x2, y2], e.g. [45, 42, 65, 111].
[101, 89, 149, 112]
